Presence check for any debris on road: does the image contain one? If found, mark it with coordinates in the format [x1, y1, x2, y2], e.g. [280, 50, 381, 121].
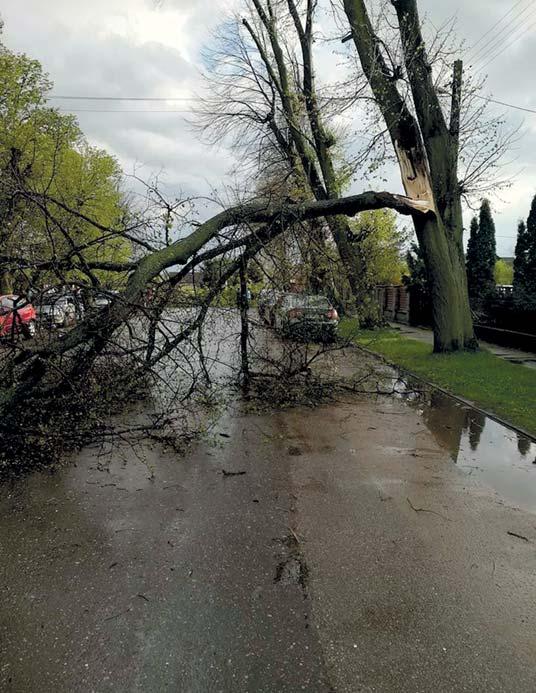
[406, 496, 450, 521]
[507, 530, 531, 542]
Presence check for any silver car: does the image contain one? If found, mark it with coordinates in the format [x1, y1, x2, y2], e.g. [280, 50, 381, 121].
[36, 301, 66, 329]
[272, 293, 339, 341]
[36, 295, 77, 329]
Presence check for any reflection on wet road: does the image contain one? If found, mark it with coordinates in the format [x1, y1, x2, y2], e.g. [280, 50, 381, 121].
[417, 389, 536, 512]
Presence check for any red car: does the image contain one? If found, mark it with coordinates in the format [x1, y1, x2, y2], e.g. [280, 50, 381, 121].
[0, 295, 37, 339]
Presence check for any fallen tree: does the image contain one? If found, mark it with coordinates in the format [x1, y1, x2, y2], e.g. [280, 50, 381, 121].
[0, 189, 426, 415]
[1, 0, 519, 478]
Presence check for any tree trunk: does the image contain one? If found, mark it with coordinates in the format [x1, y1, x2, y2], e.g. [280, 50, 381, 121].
[327, 216, 361, 313]
[307, 219, 327, 294]
[415, 213, 476, 352]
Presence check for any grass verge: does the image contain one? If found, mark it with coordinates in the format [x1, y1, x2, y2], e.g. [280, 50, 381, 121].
[339, 320, 536, 437]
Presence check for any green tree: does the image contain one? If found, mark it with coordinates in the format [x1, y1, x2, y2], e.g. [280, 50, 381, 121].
[494, 259, 513, 286]
[512, 197, 536, 310]
[465, 216, 479, 298]
[466, 200, 496, 307]
[0, 32, 130, 293]
[513, 220, 528, 304]
[519, 195, 536, 309]
[350, 209, 408, 285]
[479, 200, 497, 291]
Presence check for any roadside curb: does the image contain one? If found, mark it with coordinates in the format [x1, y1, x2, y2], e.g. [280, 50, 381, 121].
[352, 342, 536, 443]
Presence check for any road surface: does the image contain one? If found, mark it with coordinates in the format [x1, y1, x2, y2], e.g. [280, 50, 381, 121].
[1, 360, 536, 691]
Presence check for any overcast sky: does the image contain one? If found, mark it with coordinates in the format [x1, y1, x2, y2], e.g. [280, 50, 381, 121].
[2, 0, 535, 255]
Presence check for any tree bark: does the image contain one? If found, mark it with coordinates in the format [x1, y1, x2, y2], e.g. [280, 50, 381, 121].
[415, 214, 475, 352]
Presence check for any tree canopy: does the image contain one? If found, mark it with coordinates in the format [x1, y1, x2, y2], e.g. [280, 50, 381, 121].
[0, 34, 130, 293]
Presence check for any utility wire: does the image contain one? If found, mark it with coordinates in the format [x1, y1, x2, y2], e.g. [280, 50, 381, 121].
[465, 0, 527, 55]
[50, 95, 195, 101]
[471, 6, 536, 67]
[467, 0, 535, 63]
[476, 20, 536, 71]
[476, 94, 536, 114]
[59, 95, 536, 117]
[58, 108, 194, 113]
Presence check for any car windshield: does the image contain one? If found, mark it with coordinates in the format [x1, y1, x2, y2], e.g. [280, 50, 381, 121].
[283, 294, 329, 309]
[303, 295, 330, 309]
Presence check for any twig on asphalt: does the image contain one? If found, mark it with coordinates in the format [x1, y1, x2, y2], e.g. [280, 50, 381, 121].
[104, 607, 132, 622]
[507, 530, 530, 542]
[406, 497, 450, 521]
[221, 469, 246, 476]
[288, 527, 302, 544]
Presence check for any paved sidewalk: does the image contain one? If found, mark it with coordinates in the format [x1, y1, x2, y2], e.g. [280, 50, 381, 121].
[391, 323, 536, 369]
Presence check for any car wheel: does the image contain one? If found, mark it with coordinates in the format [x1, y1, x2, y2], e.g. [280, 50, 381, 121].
[22, 320, 36, 340]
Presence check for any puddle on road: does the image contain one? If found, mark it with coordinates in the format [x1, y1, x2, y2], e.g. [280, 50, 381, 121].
[294, 345, 536, 514]
[411, 387, 536, 512]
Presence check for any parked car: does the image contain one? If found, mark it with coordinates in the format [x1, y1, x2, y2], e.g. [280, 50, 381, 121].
[36, 294, 77, 329]
[0, 295, 37, 339]
[36, 301, 64, 329]
[272, 293, 339, 341]
[56, 296, 77, 325]
[92, 291, 118, 309]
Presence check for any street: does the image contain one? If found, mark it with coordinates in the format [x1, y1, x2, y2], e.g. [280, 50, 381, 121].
[1, 367, 536, 692]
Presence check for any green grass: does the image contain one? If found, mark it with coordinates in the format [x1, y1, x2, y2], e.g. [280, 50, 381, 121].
[340, 319, 536, 436]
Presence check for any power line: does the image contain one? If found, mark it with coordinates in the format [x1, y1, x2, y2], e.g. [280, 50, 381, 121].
[59, 108, 193, 113]
[471, 7, 536, 67]
[61, 96, 536, 117]
[50, 95, 195, 101]
[475, 94, 536, 114]
[467, 0, 535, 63]
[476, 20, 536, 71]
[465, 0, 528, 55]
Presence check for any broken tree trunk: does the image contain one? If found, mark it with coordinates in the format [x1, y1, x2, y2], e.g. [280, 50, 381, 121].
[342, 0, 476, 352]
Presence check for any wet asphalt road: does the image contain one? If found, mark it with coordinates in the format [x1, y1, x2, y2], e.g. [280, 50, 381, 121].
[2, 389, 536, 691]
